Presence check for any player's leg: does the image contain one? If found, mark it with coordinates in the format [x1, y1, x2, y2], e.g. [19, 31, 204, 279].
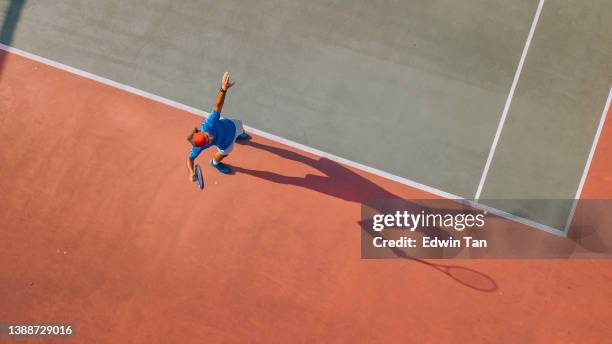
[236, 131, 250, 140]
[210, 148, 232, 174]
[233, 119, 250, 141]
[213, 152, 228, 164]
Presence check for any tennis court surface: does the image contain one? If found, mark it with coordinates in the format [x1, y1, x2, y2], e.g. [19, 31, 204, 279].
[1, 0, 611, 343]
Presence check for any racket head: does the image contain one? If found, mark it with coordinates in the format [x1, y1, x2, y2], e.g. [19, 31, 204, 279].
[195, 164, 204, 190]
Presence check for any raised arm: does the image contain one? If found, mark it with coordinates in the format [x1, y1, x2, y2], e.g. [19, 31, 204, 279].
[213, 72, 235, 113]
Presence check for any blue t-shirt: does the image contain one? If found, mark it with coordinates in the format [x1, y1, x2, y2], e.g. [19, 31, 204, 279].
[189, 109, 237, 159]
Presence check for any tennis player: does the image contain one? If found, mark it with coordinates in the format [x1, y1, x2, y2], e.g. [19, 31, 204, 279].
[186, 72, 249, 180]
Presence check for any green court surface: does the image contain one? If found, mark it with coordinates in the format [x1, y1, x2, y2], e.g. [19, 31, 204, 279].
[1, 0, 610, 232]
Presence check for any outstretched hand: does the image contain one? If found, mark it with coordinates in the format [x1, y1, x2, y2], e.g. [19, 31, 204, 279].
[221, 72, 235, 91]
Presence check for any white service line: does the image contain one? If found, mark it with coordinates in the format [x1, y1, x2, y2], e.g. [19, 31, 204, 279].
[0, 42, 567, 235]
[474, 0, 545, 200]
[563, 86, 612, 233]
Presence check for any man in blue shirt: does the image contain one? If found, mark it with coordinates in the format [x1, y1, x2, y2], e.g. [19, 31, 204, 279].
[186, 72, 249, 180]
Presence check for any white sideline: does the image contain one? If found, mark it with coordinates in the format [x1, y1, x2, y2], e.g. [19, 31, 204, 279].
[474, 0, 545, 200]
[563, 86, 612, 233]
[0, 42, 565, 235]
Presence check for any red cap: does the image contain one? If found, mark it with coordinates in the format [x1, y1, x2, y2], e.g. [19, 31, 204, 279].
[193, 132, 208, 147]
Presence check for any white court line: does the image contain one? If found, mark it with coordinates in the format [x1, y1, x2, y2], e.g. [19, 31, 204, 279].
[0, 42, 565, 235]
[0, 43, 459, 200]
[563, 86, 612, 233]
[474, 0, 545, 200]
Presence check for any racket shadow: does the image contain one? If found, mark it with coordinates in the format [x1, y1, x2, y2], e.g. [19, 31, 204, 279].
[234, 139, 499, 293]
[429, 262, 498, 292]
[356, 219, 498, 292]
[384, 245, 498, 292]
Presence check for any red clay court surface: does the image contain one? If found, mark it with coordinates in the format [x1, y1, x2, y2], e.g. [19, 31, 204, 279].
[1, 50, 611, 343]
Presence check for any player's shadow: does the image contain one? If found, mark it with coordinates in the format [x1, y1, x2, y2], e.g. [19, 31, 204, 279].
[233, 139, 498, 292]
